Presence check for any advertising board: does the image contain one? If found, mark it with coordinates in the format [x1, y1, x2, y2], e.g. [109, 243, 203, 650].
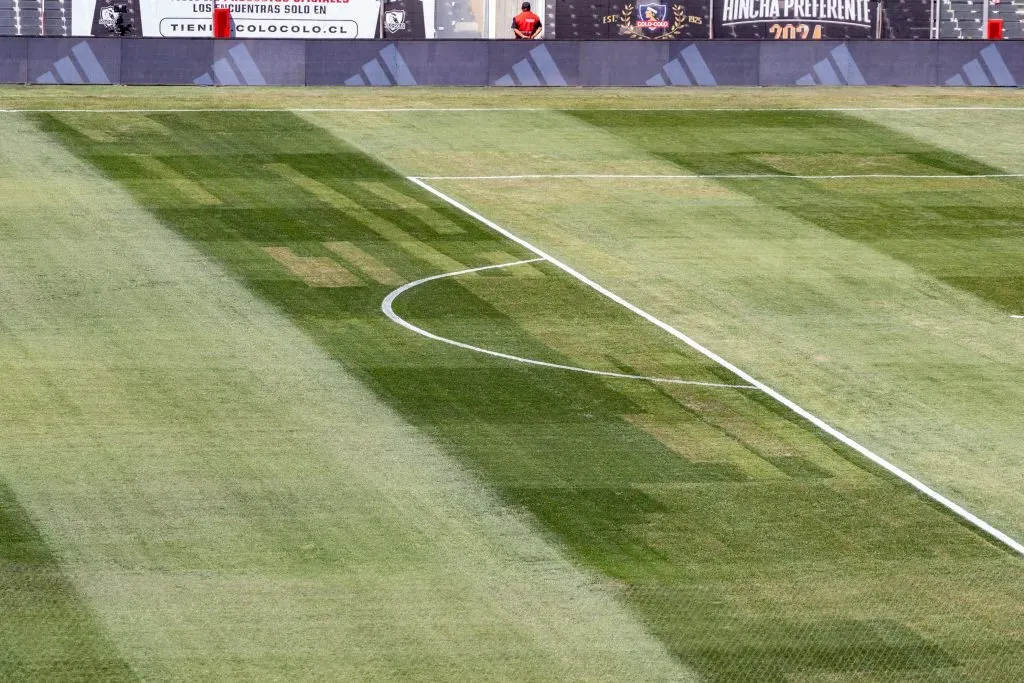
[72, 0, 429, 38]
[714, 0, 877, 39]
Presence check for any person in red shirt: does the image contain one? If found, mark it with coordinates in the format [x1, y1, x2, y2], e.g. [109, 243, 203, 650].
[512, 2, 543, 39]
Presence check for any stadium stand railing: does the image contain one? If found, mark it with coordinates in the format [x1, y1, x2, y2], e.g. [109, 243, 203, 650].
[45, 0, 69, 35]
[0, 0, 24, 35]
[0, 0, 70, 35]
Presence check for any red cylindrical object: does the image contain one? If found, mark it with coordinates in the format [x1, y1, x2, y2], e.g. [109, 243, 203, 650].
[213, 7, 232, 38]
[986, 19, 1003, 40]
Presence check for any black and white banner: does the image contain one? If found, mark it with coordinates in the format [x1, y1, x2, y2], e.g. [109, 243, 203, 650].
[553, 1, 708, 40]
[714, 0, 877, 39]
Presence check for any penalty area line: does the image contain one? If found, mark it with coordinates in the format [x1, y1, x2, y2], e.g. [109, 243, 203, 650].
[417, 173, 1024, 181]
[407, 174, 1024, 559]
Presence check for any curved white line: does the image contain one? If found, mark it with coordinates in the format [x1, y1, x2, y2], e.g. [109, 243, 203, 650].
[382, 260, 756, 390]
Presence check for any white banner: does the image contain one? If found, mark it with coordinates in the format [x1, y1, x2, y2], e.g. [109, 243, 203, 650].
[74, 0, 383, 38]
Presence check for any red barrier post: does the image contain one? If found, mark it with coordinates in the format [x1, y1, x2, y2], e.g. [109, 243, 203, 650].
[213, 7, 232, 38]
[987, 19, 1004, 40]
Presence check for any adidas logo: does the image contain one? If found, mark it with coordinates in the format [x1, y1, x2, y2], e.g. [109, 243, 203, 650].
[344, 44, 416, 86]
[493, 45, 566, 86]
[645, 45, 716, 86]
[194, 44, 266, 86]
[35, 42, 110, 85]
[795, 44, 865, 86]
[945, 45, 1015, 87]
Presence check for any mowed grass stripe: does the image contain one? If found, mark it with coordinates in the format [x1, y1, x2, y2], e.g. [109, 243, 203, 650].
[0, 119, 138, 682]
[395, 106, 1024, 548]
[413, 174, 1024, 556]
[36, 110, 1024, 681]
[8, 83, 1024, 113]
[0, 481, 136, 681]
[558, 109, 1024, 537]
[1, 113, 693, 680]
[853, 108, 1024, 176]
[570, 110, 1024, 313]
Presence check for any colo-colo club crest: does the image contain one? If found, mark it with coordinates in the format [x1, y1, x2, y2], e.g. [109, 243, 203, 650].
[619, 2, 698, 38]
[636, 3, 669, 28]
[385, 9, 407, 33]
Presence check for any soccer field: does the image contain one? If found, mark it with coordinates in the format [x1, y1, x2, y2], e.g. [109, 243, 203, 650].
[1, 87, 1023, 681]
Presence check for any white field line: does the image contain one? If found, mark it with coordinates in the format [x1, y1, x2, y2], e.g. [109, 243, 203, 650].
[419, 173, 1024, 181]
[408, 174, 1024, 558]
[382, 259, 756, 390]
[7, 106, 1024, 114]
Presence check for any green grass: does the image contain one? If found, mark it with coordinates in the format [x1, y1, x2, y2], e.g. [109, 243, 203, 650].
[318, 104, 1024, 544]
[5, 84, 1024, 111]
[1, 90, 1023, 681]
[0, 482, 136, 680]
[568, 109, 1024, 311]
[0, 111, 691, 681]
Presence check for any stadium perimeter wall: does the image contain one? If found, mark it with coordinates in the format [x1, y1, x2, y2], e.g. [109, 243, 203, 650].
[1, 39, 1021, 86]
